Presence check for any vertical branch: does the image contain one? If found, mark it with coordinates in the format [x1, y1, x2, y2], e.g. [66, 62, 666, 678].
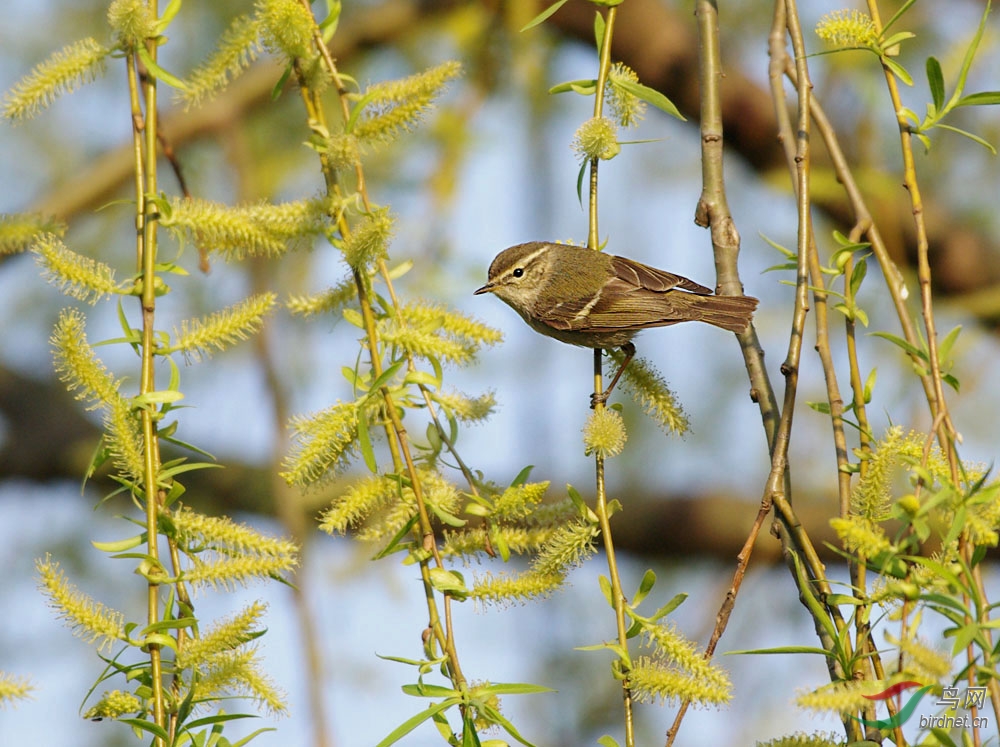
[294, 0, 468, 691]
[586, 7, 635, 746]
[864, 0, 1000, 729]
[130, 2, 166, 739]
[666, 0, 842, 747]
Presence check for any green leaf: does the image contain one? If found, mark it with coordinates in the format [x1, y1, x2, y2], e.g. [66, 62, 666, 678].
[632, 569, 656, 606]
[597, 737, 621, 747]
[511, 465, 534, 488]
[548, 79, 598, 96]
[369, 360, 405, 395]
[575, 159, 588, 206]
[404, 369, 442, 388]
[376, 698, 459, 747]
[831, 230, 871, 252]
[933, 123, 997, 155]
[142, 616, 197, 635]
[937, 325, 962, 364]
[319, 0, 342, 43]
[376, 652, 444, 668]
[882, 0, 917, 34]
[402, 683, 459, 698]
[849, 256, 868, 297]
[134, 389, 184, 407]
[948, 0, 993, 112]
[880, 30, 916, 52]
[474, 701, 540, 747]
[726, 645, 834, 656]
[372, 513, 419, 560]
[566, 483, 587, 514]
[881, 56, 913, 87]
[597, 574, 613, 607]
[429, 502, 466, 528]
[863, 367, 877, 403]
[136, 45, 188, 91]
[521, 0, 570, 31]
[650, 593, 688, 622]
[957, 91, 1000, 107]
[119, 718, 170, 741]
[475, 682, 555, 696]
[926, 57, 945, 112]
[593, 11, 605, 53]
[342, 307, 364, 328]
[92, 535, 144, 552]
[357, 412, 378, 473]
[153, 0, 183, 35]
[428, 567, 469, 597]
[157, 461, 221, 482]
[870, 330, 924, 359]
[488, 523, 510, 562]
[387, 258, 413, 279]
[807, 400, 832, 415]
[611, 77, 685, 121]
[181, 713, 258, 731]
[762, 261, 799, 273]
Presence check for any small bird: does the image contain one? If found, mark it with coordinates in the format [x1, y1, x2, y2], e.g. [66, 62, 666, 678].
[474, 241, 758, 405]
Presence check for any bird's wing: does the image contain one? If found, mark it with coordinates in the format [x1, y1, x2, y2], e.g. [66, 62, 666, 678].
[539, 278, 691, 333]
[611, 255, 713, 295]
[535, 254, 714, 333]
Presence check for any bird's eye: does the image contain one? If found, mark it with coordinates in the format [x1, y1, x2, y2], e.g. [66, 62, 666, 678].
[512, 268, 524, 278]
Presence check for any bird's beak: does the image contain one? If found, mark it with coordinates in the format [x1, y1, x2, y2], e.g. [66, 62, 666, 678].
[473, 283, 493, 295]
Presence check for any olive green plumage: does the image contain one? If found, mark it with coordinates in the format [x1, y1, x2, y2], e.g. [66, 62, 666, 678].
[475, 241, 758, 349]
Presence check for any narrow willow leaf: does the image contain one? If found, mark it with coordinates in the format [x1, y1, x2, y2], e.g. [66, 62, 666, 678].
[849, 256, 867, 296]
[934, 123, 997, 154]
[357, 413, 377, 473]
[520, 0, 570, 31]
[92, 535, 144, 552]
[926, 57, 945, 112]
[882, 0, 917, 34]
[957, 91, 1000, 106]
[632, 569, 657, 606]
[651, 592, 688, 621]
[882, 56, 913, 86]
[611, 77, 685, 121]
[136, 45, 188, 90]
[510, 465, 534, 488]
[402, 683, 459, 698]
[318, 0, 342, 42]
[156, 0, 183, 34]
[871, 330, 924, 359]
[938, 325, 962, 363]
[475, 702, 539, 747]
[880, 30, 916, 51]
[548, 79, 598, 95]
[375, 699, 457, 747]
[950, 0, 993, 109]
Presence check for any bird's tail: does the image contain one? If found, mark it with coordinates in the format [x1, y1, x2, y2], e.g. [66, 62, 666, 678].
[691, 294, 759, 334]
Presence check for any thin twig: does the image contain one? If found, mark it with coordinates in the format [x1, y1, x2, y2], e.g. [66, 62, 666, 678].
[586, 7, 635, 745]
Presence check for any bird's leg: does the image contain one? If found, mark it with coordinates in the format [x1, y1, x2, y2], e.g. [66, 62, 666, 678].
[590, 342, 636, 409]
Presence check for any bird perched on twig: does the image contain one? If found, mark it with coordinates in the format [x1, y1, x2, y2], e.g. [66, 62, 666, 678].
[474, 241, 758, 406]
